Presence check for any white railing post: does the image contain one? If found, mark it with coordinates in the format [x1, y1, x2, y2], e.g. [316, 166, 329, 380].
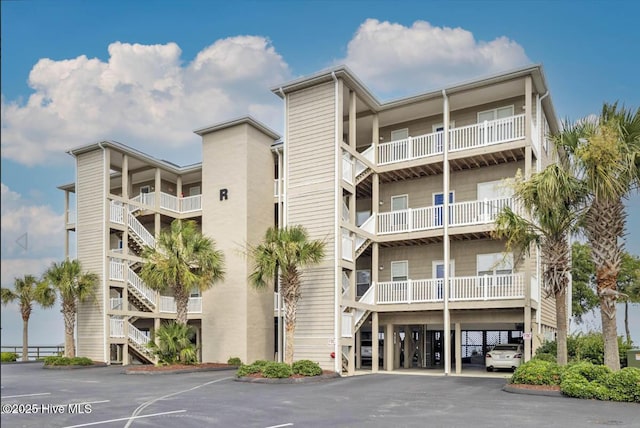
[407, 279, 412, 304]
[408, 208, 413, 232]
[483, 198, 489, 222]
[484, 275, 489, 300]
[483, 120, 488, 145]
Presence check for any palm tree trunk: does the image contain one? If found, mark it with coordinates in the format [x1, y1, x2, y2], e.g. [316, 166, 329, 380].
[555, 289, 568, 365]
[62, 304, 76, 358]
[600, 303, 620, 370]
[624, 301, 631, 344]
[284, 297, 297, 364]
[175, 289, 189, 326]
[22, 318, 29, 362]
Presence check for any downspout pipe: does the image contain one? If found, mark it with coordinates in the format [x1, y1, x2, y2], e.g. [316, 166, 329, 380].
[331, 71, 341, 374]
[277, 87, 286, 363]
[441, 89, 451, 376]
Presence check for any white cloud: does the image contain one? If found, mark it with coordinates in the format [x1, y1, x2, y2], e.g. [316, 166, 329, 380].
[1, 183, 65, 261]
[1, 36, 290, 166]
[340, 19, 531, 98]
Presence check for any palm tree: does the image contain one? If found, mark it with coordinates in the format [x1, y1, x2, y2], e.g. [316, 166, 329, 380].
[44, 260, 98, 358]
[554, 102, 640, 370]
[148, 321, 198, 365]
[248, 225, 325, 364]
[139, 219, 225, 325]
[492, 164, 585, 365]
[617, 252, 640, 345]
[1, 275, 56, 361]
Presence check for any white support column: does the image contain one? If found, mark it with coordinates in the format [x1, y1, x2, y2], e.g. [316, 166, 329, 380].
[525, 76, 533, 179]
[355, 330, 362, 369]
[122, 154, 129, 200]
[442, 90, 451, 375]
[385, 323, 394, 371]
[372, 113, 379, 165]
[154, 168, 161, 210]
[394, 326, 401, 369]
[349, 90, 356, 148]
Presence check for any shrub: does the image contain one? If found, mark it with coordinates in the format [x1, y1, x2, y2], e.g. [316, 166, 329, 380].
[536, 332, 631, 366]
[227, 357, 242, 366]
[512, 360, 564, 386]
[292, 360, 322, 376]
[262, 362, 293, 379]
[605, 368, 640, 403]
[532, 353, 556, 362]
[148, 322, 198, 365]
[252, 360, 271, 369]
[560, 362, 611, 400]
[43, 356, 93, 366]
[236, 363, 263, 377]
[1, 352, 18, 362]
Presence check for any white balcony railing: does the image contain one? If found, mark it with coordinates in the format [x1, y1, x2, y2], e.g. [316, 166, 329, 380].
[449, 197, 514, 227]
[110, 203, 125, 225]
[129, 191, 201, 213]
[159, 296, 203, 313]
[449, 114, 525, 152]
[376, 274, 524, 304]
[110, 318, 125, 338]
[378, 131, 444, 165]
[341, 312, 353, 338]
[110, 298, 123, 310]
[377, 197, 513, 234]
[128, 322, 150, 347]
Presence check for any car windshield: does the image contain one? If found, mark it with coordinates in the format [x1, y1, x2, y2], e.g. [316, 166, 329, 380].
[493, 344, 519, 351]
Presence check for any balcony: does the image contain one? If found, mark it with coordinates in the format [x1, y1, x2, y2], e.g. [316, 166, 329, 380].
[376, 273, 524, 305]
[130, 191, 202, 213]
[376, 197, 514, 235]
[377, 114, 525, 166]
[159, 296, 203, 314]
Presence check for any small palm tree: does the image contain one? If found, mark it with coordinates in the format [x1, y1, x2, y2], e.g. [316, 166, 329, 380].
[249, 225, 325, 364]
[148, 321, 198, 365]
[1, 275, 56, 361]
[554, 102, 640, 370]
[44, 260, 98, 358]
[493, 164, 585, 365]
[140, 219, 225, 325]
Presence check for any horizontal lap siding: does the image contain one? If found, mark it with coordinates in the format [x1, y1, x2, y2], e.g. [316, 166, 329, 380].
[287, 82, 336, 368]
[76, 150, 106, 362]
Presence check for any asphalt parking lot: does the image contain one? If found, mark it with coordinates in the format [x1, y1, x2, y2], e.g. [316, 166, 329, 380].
[1, 362, 638, 428]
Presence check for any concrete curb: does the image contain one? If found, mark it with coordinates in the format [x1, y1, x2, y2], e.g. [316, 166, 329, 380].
[124, 366, 237, 375]
[503, 384, 564, 397]
[235, 372, 341, 384]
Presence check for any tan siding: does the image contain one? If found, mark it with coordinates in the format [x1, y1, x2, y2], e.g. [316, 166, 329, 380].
[76, 150, 106, 362]
[287, 82, 336, 368]
[541, 293, 557, 326]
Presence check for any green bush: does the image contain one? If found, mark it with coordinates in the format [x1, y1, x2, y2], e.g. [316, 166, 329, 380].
[535, 332, 631, 366]
[512, 360, 564, 386]
[532, 353, 556, 362]
[261, 362, 293, 379]
[236, 363, 263, 377]
[148, 322, 198, 365]
[43, 356, 93, 366]
[605, 368, 640, 403]
[560, 362, 611, 400]
[1, 352, 18, 362]
[227, 357, 242, 366]
[252, 360, 270, 369]
[292, 360, 322, 376]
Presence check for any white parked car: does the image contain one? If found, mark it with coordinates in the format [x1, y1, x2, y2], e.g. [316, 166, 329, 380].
[485, 343, 523, 372]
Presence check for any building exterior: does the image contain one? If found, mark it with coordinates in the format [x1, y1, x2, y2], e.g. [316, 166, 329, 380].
[61, 64, 560, 375]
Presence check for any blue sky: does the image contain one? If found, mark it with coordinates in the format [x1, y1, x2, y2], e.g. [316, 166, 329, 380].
[1, 0, 638, 346]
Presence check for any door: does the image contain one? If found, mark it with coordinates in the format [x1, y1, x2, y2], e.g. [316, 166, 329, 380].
[391, 195, 409, 231]
[477, 180, 513, 221]
[434, 192, 454, 226]
[434, 260, 455, 299]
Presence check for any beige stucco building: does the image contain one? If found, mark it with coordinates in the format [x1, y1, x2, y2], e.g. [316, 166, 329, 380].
[60, 64, 561, 375]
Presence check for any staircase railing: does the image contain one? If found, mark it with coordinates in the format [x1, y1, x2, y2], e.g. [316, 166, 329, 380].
[127, 211, 155, 248]
[127, 266, 157, 307]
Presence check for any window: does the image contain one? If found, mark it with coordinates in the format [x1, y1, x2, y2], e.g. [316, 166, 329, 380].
[356, 270, 371, 297]
[477, 253, 513, 287]
[478, 106, 515, 122]
[189, 186, 201, 196]
[356, 210, 371, 227]
[391, 261, 408, 282]
[390, 128, 409, 141]
[391, 195, 409, 231]
[477, 180, 514, 221]
[140, 185, 151, 194]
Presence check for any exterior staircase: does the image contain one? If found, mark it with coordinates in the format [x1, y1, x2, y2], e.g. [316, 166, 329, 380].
[355, 145, 375, 185]
[127, 321, 157, 364]
[353, 284, 375, 333]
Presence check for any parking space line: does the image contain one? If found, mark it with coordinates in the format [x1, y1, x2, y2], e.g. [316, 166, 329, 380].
[62, 409, 186, 428]
[124, 376, 232, 428]
[265, 424, 294, 428]
[1, 392, 51, 399]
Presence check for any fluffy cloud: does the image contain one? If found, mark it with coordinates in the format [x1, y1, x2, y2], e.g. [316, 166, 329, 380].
[1, 183, 65, 262]
[340, 19, 531, 98]
[1, 36, 290, 166]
